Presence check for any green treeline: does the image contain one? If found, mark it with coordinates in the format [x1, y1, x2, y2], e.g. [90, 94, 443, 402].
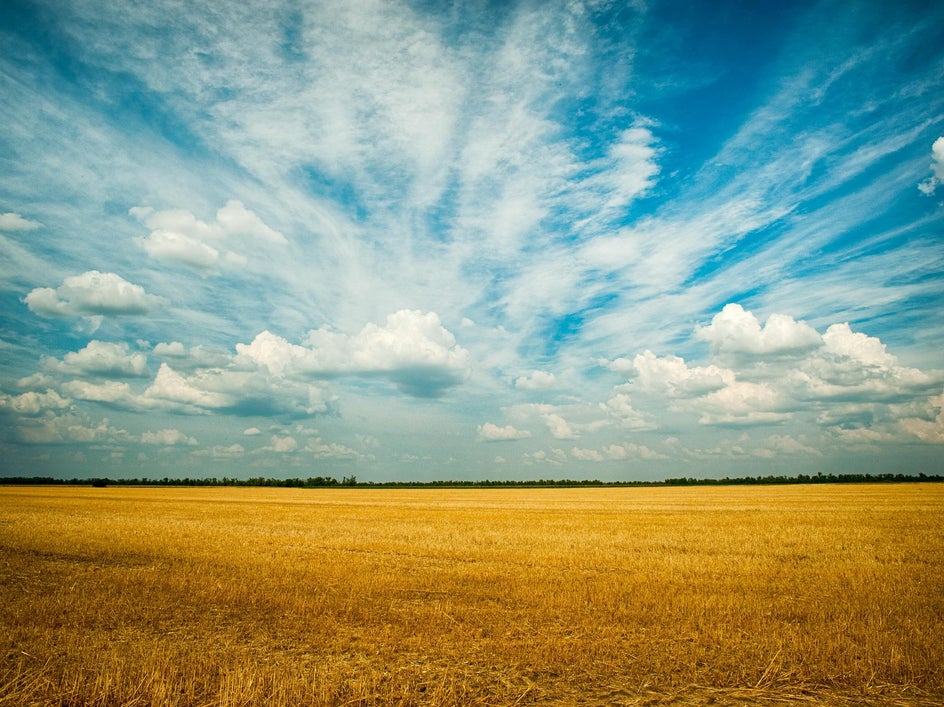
[0, 472, 941, 488]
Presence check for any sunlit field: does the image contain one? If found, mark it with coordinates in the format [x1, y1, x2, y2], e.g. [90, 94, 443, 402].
[1, 484, 942, 705]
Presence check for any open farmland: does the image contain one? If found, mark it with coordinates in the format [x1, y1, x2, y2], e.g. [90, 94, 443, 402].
[1, 484, 942, 705]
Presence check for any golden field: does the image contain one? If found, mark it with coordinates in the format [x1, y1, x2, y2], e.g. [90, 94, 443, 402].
[1, 484, 942, 706]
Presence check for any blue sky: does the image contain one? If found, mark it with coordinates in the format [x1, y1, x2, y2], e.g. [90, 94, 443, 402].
[1, 0, 943, 481]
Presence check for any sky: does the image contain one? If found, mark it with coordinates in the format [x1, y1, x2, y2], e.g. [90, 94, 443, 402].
[1, 0, 943, 482]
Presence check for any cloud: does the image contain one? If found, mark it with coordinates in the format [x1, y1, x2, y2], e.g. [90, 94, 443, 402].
[0, 212, 42, 231]
[515, 370, 555, 390]
[24, 271, 165, 318]
[265, 435, 298, 453]
[793, 323, 938, 403]
[140, 363, 335, 417]
[303, 438, 369, 460]
[60, 380, 137, 406]
[153, 342, 232, 368]
[606, 304, 943, 438]
[132, 200, 285, 271]
[140, 428, 198, 446]
[601, 393, 656, 430]
[570, 442, 665, 462]
[542, 413, 576, 440]
[13, 412, 130, 445]
[192, 444, 245, 459]
[238, 310, 470, 397]
[918, 136, 944, 195]
[477, 422, 531, 442]
[695, 303, 822, 357]
[689, 381, 790, 426]
[139, 230, 222, 269]
[629, 351, 733, 398]
[44, 341, 149, 378]
[898, 391, 944, 443]
[0, 389, 71, 416]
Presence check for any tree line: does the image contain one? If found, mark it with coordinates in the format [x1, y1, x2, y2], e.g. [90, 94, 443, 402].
[0, 472, 941, 487]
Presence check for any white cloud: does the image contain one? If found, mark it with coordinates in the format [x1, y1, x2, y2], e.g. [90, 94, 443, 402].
[689, 380, 790, 426]
[140, 230, 220, 269]
[0, 212, 42, 231]
[918, 136, 944, 195]
[140, 363, 335, 417]
[601, 393, 656, 430]
[24, 271, 165, 318]
[0, 389, 71, 416]
[132, 200, 285, 270]
[695, 303, 822, 357]
[570, 442, 665, 462]
[14, 412, 129, 445]
[515, 370, 555, 390]
[477, 422, 531, 442]
[794, 323, 938, 402]
[238, 310, 470, 397]
[542, 413, 576, 440]
[144, 364, 235, 412]
[44, 341, 149, 378]
[153, 341, 187, 357]
[140, 429, 197, 446]
[61, 379, 137, 406]
[630, 351, 733, 398]
[243, 427, 262, 436]
[215, 200, 286, 244]
[266, 435, 298, 453]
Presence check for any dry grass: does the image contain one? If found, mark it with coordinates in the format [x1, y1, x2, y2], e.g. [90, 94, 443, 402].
[1, 483, 942, 705]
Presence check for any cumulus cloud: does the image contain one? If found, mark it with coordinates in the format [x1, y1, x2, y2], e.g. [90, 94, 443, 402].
[542, 412, 576, 439]
[794, 323, 938, 403]
[918, 136, 944, 195]
[570, 443, 665, 461]
[515, 370, 555, 390]
[898, 391, 944, 443]
[695, 303, 822, 357]
[153, 341, 231, 368]
[600, 304, 944, 442]
[265, 435, 298, 453]
[61, 379, 137, 406]
[690, 381, 790, 426]
[0, 389, 71, 416]
[238, 310, 470, 397]
[601, 393, 656, 430]
[24, 271, 165, 318]
[0, 212, 42, 231]
[477, 422, 531, 441]
[141, 363, 335, 417]
[132, 200, 286, 271]
[14, 412, 129, 445]
[630, 351, 733, 398]
[44, 341, 149, 378]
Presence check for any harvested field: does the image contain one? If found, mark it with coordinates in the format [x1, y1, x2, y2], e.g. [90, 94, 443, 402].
[1, 483, 942, 705]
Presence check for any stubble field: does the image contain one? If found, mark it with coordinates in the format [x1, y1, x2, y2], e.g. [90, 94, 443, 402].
[1, 483, 942, 705]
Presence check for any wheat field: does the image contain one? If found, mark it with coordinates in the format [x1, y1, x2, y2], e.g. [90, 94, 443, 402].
[1, 483, 942, 705]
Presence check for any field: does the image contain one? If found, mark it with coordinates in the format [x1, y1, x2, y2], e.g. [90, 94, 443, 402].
[1, 484, 942, 705]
